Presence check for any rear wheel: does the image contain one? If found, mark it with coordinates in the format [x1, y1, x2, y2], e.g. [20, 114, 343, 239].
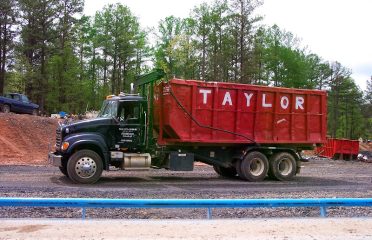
[235, 159, 245, 179]
[240, 151, 268, 181]
[2, 104, 10, 113]
[213, 165, 237, 178]
[268, 152, 296, 181]
[67, 150, 103, 184]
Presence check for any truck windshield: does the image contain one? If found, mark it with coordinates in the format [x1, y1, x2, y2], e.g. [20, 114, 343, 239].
[98, 100, 118, 118]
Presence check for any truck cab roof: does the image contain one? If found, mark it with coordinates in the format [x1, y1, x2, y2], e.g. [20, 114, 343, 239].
[106, 93, 146, 102]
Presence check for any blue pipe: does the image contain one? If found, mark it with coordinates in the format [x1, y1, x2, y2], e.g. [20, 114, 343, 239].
[0, 198, 372, 209]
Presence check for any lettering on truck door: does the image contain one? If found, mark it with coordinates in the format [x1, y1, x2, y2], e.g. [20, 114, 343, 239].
[116, 101, 142, 149]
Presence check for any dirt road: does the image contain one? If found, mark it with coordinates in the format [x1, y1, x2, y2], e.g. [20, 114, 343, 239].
[1, 158, 372, 219]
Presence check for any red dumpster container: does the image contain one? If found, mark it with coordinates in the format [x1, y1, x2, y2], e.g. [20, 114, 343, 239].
[154, 79, 327, 146]
[315, 138, 359, 160]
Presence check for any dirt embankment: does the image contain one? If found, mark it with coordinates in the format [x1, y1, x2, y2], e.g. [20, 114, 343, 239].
[0, 113, 58, 165]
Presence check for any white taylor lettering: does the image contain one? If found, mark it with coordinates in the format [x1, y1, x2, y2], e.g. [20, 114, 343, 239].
[280, 96, 289, 109]
[222, 92, 232, 106]
[262, 94, 272, 108]
[295, 96, 304, 110]
[198, 89, 304, 110]
[244, 93, 253, 107]
[199, 89, 211, 104]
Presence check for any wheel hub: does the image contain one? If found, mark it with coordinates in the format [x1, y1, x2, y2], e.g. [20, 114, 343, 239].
[75, 157, 97, 178]
[250, 158, 265, 176]
[278, 158, 292, 176]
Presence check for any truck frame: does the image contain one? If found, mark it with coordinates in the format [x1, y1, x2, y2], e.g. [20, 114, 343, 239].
[49, 70, 327, 184]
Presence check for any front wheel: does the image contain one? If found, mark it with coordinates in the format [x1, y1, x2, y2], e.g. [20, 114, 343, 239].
[67, 150, 103, 184]
[268, 152, 296, 181]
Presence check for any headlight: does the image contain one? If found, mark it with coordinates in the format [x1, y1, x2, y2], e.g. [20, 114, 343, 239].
[61, 142, 70, 151]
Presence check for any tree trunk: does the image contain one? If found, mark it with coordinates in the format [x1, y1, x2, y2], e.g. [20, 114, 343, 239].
[239, 0, 245, 83]
[201, 33, 206, 80]
[0, 20, 7, 95]
[112, 51, 117, 94]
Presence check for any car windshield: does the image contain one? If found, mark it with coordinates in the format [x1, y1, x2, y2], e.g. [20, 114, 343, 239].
[97, 100, 118, 118]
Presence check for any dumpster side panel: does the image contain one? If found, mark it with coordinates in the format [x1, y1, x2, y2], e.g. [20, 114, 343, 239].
[335, 139, 359, 155]
[155, 79, 327, 145]
[315, 138, 360, 159]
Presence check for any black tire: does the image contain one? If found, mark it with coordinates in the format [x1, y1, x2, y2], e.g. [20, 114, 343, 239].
[67, 150, 103, 184]
[3, 104, 10, 113]
[240, 151, 269, 181]
[59, 160, 69, 177]
[235, 159, 245, 179]
[268, 152, 297, 181]
[59, 166, 68, 177]
[213, 165, 237, 178]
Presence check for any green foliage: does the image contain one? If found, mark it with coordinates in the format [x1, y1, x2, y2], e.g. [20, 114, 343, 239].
[91, 4, 150, 94]
[2, 0, 369, 139]
[366, 77, 372, 105]
[327, 73, 365, 139]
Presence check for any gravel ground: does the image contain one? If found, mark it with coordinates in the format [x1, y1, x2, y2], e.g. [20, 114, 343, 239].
[0, 157, 372, 219]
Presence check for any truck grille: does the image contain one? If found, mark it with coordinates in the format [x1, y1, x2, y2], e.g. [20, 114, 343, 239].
[56, 127, 62, 149]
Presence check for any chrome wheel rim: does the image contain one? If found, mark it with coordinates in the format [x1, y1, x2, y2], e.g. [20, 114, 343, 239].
[75, 157, 97, 179]
[278, 158, 292, 176]
[250, 158, 265, 176]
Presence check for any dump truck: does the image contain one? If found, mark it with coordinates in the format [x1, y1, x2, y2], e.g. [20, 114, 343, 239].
[49, 70, 327, 183]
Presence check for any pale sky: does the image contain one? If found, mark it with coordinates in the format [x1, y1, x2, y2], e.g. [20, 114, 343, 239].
[84, 0, 371, 90]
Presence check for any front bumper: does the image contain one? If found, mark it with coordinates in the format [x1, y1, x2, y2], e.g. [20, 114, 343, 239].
[48, 152, 63, 167]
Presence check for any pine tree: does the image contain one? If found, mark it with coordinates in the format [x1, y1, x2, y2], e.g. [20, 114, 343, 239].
[0, 0, 17, 95]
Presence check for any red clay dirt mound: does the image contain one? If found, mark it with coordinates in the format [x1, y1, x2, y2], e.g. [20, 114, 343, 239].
[0, 113, 58, 165]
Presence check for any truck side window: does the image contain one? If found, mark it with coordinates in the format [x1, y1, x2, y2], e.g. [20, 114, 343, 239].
[118, 102, 140, 123]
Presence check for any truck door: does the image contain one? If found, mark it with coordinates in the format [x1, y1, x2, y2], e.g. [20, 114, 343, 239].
[116, 101, 145, 150]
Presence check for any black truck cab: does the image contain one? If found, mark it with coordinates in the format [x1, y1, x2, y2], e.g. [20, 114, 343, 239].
[49, 93, 150, 183]
[100, 94, 147, 151]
